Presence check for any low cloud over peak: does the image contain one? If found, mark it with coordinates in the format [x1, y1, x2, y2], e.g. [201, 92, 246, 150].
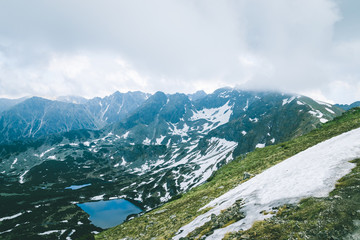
[0, 0, 359, 103]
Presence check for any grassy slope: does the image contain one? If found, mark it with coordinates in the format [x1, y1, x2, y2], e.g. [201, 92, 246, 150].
[96, 108, 360, 240]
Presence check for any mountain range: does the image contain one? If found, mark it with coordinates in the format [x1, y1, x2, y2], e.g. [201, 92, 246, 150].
[98, 106, 360, 240]
[0, 91, 150, 144]
[335, 101, 360, 111]
[0, 88, 347, 239]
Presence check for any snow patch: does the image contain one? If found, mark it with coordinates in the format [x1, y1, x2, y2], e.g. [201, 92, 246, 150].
[314, 99, 332, 108]
[155, 135, 166, 145]
[160, 183, 171, 202]
[320, 118, 329, 123]
[101, 132, 113, 141]
[91, 194, 105, 201]
[190, 101, 233, 127]
[38, 230, 64, 236]
[174, 127, 360, 239]
[309, 109, 324, 118]
[143, 137, 151, 145]
[122, 131, 130, 139]
[151, 158, 165, 168]
[0, 212, 23, 222]
[282, 96, 295, 106]
[243, 100, 249, 111]
[134, 194, 142, 202]
[249, 117, 258, 123]
[166, 138, 172, 147]
[170, 123, 189, 137]
[0, 229, 13, 235]
[121, 157, 127, 166]
[66, 229, 76, 240]
[10, 158, 18, 169]
[167, 137, 238, 191]
[255, 143, 265, 148]
[40, 148, 55, 158]
[326, 107, 335, 114]
[19, 170, 29, 184]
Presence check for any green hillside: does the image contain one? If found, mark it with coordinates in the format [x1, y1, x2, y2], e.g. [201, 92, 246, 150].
[96, 108, 360, 239]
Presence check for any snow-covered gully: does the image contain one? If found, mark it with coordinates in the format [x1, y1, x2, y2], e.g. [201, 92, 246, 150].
[174, 127, 360, 239]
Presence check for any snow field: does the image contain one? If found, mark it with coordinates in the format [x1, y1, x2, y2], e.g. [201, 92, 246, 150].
[174, 127, 360, 239]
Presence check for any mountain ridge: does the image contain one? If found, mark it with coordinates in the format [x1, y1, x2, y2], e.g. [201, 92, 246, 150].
[0, 91, 150, 143]
[0, 88, 346, 239]
[335, 101, 360, 111]
[96, 107, 360, 240]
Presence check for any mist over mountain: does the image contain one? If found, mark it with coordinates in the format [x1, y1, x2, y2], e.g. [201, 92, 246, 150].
[0, 97, 29, 113]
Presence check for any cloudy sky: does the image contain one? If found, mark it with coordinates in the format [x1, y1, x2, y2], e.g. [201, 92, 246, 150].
[0, 0, 359, 103]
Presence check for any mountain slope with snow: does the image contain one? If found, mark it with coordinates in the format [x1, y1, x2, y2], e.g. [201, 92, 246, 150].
[0, 89, 342, 207]
[174, 126, 360, 239]
[97, 107, 360, 240]
[0, 88, 344, 239]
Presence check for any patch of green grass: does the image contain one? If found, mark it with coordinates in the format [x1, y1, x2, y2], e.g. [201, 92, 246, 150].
[96, 108, 360, 240]
[225, 158, 360, 239]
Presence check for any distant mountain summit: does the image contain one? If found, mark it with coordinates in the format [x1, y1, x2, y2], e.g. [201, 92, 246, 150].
[86, 91, 151, 128]
[187, 90, 207, 101]
[0, 97, 98, 143]
[56, 95, 88, 104]
[0, 96, 29, 113]
[335, 101, 360, 111]
[0, 91, 150, 143]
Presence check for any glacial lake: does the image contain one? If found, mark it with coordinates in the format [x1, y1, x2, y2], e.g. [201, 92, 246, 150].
[77, 199, 142, 229]
[65, 183, 91, 190]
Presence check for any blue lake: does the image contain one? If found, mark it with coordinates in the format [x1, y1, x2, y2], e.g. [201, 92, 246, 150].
[65, 183, 91, 190]
[77, 199, 142, 229]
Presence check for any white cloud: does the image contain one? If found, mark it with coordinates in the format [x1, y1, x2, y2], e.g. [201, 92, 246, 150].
[49, 54, 90, 79]
[0, 0, 359, 103]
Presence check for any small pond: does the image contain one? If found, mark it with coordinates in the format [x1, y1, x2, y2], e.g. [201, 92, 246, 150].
[77, 199, 142, 229]
[65, 183, 91, 190]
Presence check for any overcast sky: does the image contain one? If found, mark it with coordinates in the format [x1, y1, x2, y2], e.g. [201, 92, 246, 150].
[0, 0, 359, 103]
